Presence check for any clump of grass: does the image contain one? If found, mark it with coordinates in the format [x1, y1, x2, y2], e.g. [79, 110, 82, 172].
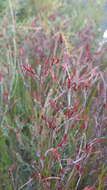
[1, 15, 107, 189]
[0, 0, 107, 189]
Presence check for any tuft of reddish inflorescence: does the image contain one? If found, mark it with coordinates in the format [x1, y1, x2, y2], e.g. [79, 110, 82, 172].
[8, 21, 107, 190]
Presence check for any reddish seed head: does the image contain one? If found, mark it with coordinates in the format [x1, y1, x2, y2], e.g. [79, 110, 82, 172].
[80, 123, 86, 129]
[64, 109, 73, 118]
[59, 168, 65, 174]
[9, 164, 17, 171]
[72, 100, 80, 112]
[21, 64, 35, 74]
[48, 116, 57, 129]
[59, 34, 63, 44]
[83, 186, 96, 190]
[77, 82, 85, 89]
[62, 63, 68, 71]
[85, 144, 93, 153]
[48, 14, 56, 21]
[67, 77, 71, 89]
[52, 148, 58, 153]
[103, 104, 107, 109]
[58, 134, 68, 148]
[95, 139, 104, 143]
[0, 73, 4, 81]
[42, 178, 51, 183]
[52, 148, 60, 160]
[52, 58, 60, 64]
[3, 91, 9, 101]
[40, 156, 45, 160]
[50, 100, 62, 111]
[104, 124, 107, 127]
[77, 82, 91, 90]
[71, 82, 77, 91]
[75, 163, 83, 174]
